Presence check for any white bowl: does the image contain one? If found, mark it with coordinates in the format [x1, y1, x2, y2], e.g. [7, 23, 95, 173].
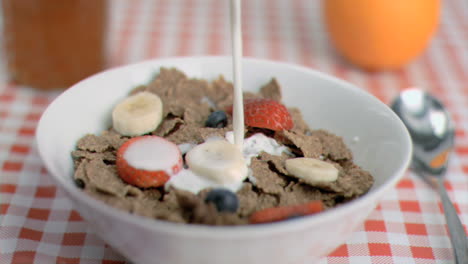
[36, 57, 412, 264]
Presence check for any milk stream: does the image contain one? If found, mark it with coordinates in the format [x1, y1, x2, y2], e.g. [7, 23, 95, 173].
[230, 0, 244, 150]
[166, 0, 250, 193]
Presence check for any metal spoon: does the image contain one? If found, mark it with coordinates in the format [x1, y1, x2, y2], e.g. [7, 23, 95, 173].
[391, 88, 468, 264]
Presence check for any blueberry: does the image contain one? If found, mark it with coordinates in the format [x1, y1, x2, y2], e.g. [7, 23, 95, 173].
[204, 189, 239, 213]
[205, 111, 228, 128]
[74, 178, 85, 189]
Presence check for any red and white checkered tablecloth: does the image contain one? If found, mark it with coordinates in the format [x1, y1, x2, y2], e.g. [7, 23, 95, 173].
[1, 0, 467, 263]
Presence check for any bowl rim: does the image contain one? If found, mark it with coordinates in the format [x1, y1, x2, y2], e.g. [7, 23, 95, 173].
[36, 55, 412, 239]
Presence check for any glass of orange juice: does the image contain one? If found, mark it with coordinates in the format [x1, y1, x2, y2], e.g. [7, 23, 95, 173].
[1, 0, 108, 90]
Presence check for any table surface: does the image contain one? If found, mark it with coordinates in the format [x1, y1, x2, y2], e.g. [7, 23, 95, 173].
[1, 0, 467, 263]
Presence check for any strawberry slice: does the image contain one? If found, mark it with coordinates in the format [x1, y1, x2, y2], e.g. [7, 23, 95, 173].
[116, 135, 182, 188]
[228, 98, 294, 131]
[249, 200, 324, 224]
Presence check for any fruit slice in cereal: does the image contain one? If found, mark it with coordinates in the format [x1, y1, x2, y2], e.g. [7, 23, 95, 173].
[116, 136, 182, 188]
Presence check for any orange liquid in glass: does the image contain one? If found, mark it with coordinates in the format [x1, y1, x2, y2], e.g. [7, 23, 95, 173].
[2, 0, 108, 90]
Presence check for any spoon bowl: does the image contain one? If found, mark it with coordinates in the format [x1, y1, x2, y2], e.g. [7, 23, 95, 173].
[391, 88, 468, 264]
[392, 89, 454, 176]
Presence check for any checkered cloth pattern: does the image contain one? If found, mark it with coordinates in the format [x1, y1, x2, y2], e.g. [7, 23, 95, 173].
[1, 0, 467, 263]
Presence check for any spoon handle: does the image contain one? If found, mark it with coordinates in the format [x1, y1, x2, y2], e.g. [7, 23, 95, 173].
[437, 178, 468, 264]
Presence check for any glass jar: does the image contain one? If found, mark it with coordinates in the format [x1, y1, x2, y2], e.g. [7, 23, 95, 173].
[1, 0, 108, 90]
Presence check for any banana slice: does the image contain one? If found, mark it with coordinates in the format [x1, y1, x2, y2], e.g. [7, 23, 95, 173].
[112, 91, 163, 136]
[185, 140, 248, 184]
[285, 157, 339, 184]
